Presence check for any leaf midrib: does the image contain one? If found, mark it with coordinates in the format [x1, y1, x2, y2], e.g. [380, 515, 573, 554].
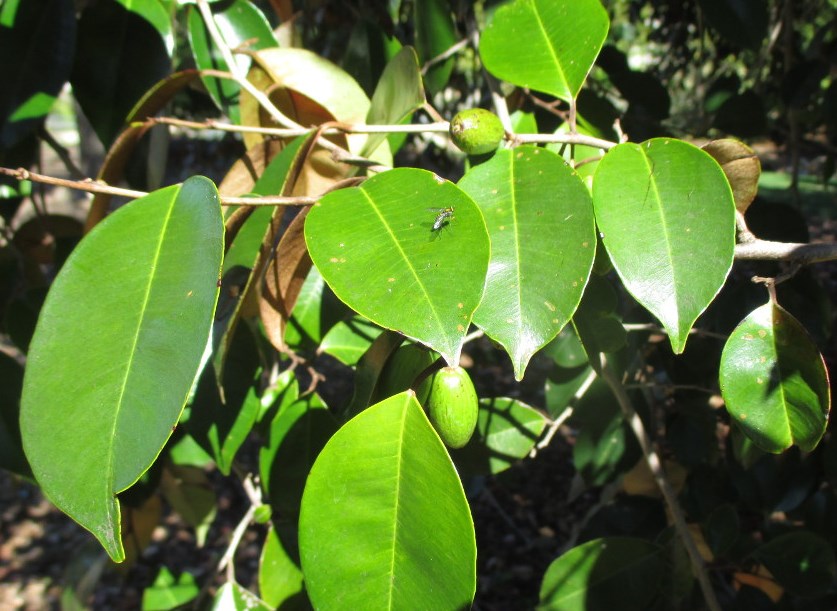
[107, 187, 179, 494]
[531, 0, 570, 97]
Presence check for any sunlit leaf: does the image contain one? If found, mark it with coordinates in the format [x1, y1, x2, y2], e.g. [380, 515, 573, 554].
[20, 177, 223, 561]
[720, 301, 830, 453]
[299, 392, 476, 609]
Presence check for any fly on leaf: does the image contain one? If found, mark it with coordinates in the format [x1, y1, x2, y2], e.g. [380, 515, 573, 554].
[429, 206, 455, 232]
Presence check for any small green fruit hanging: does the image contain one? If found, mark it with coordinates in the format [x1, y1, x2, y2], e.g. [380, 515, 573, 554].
[424, 366, 479, 449]
[449, 108, 504, 155]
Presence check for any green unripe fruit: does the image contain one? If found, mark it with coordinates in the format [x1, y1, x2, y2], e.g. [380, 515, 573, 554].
[424, 366, 479, 449]
[449, 108, 504, 155]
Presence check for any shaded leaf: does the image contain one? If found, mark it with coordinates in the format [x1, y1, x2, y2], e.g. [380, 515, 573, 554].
[259, 526, 309, 610]
[0, 0, 75, 148]
[413, 0, 457, 94]
[319, 316, 384, 366]
[538, 537, 665, 610]
[142, 567, 199, 611]
[71, 0, 172, 146]
[753, 531, 836, 598]
[453, 397, 547, 477]
[363, 46, 425, 157]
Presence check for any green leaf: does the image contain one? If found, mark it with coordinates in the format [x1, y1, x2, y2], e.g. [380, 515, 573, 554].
[538, 537, 665, 610]
[142, 567, 199, 611]
[571, 377, 639, 486]
[305, 169, 490, 366]
[159, 465, 216, 548]
[284, 265, 347, 353]
[363, 46, 425, 157]
[319, 316, 384, 366]
[593, 138, 735, 353]
[413, 0, 457, 94]
[187, 0, 277, 124]
[189, 323, 262, 475]
[299, 392, 476, 609]
[480, 0, 609, 102]
[70, 0, 173, 146]
[458, 146, 595, 379]
[753, 531, 836, 598]
[210, 582, 272, 611]
[719, 301, 830, 453]
[20, 177, 223, 562]
[259, 526, 308, 610]
[0, 0, 75, 148]
[453, 397, 547, 476]
[259, 392, 336, 520]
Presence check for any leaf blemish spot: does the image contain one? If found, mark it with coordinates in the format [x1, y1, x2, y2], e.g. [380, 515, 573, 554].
[758, 330, 767, 338]
[457, 303, 464, 309]
[544, 301, 556, 312]
[388, 277, 396, 282]
[582, 241, 589, 247]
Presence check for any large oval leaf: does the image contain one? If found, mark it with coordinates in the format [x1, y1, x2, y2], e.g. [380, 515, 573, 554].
[538, 537, 665, 610]
[719, 301, 830, 453]
[305, 168, 489, 366]
[479, 0, 609, 102]
[593, 138, 735, 353]
[458, 146, 595, 379]
[20, 177, 224, 562]
[299, 392, 476, 609]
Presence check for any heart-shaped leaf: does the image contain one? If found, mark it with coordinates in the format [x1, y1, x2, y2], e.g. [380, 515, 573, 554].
[479, 0, 609, 102]
[593, 138, 735, 353]
[305, 168, 490, 366]
[720, 301, 830, 453]
[20, 177, 224, 562]
[299, 392, 476, 609]
[458, 146, 595, 379]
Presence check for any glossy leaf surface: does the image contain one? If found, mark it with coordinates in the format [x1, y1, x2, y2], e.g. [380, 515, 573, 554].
[538, 537, 665, 610]
[187, 0, 277, 124]
[593, 138, 735, 353]
[20, 177, 224, 561]
[480, 0, 608, 102]
[305, 169, 489, 366]
[299, 392, 476, 609]
[458, 146, 595, 379]
[720, 301, 830, 453]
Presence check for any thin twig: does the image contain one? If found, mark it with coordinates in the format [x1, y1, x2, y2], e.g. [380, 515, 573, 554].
[623, 323, 728, 341]
[0, 167, 317, 206]
[421, 38, 470, 74]
[513, 132, 617, 150]
[150, 116, 450, 137]
[532, 367, 598, 456]
[217, 474, 262, 579]
[196, 0, 300, 131]
[598, 354, 722, 611]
